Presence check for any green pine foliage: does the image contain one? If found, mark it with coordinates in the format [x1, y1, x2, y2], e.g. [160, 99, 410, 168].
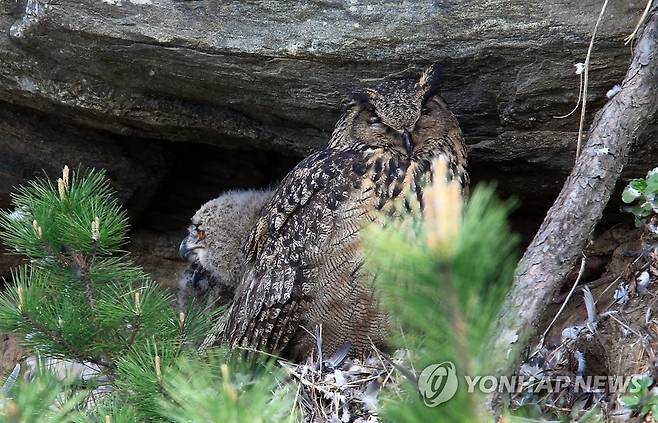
[364, 184, 519, 422]
[0, 165, 520, 422]
[0, 167, 216, 421]
[158, 352, 295, 423]
[0, 371, 87, 422]
[0, 169, 127, 259]
[79, 400, 140, 423]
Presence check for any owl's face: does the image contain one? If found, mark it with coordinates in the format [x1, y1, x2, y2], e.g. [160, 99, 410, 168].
[179, 189, 273, 287]
[338, 64, 458, 161]
[179, 216, 210, 266]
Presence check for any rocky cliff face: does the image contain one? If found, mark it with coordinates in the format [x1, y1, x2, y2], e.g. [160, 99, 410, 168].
[0, 0, 655, 286]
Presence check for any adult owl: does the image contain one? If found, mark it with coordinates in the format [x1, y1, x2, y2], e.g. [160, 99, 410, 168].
[202, 64, 468, 360]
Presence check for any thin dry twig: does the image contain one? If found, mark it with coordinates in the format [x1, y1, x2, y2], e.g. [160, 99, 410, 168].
[625, 0, 654, 45]
[554, 71, 584, 120]
[537, 254, 587, 350]
[576, 0, 609, 157]
[607, 312, 643, 338]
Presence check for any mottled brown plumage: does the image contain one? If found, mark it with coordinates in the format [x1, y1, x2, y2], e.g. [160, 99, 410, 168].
[201, 64, 468, 360]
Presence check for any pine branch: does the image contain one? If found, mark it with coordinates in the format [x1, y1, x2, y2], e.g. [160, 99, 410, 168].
[126, 315, 142, 349]
[363, 174, 518, 422]
[0, 166, 210, 420]
[19, 309, 111, 370]
[71, 252, 96, 308]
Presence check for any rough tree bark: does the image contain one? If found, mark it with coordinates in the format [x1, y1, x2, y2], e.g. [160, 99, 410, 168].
[488, 9, 658, 395]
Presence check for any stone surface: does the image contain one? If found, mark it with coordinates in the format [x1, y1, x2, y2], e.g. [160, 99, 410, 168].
[0, 102, 298, 280]
[0, 334, 24, 380]
[0, 0, 652, 155]
[0, 103, 165, 215]
[129, 229, 187, 291]
[0, 0, 656, 272]
[0, 102, 167, 278]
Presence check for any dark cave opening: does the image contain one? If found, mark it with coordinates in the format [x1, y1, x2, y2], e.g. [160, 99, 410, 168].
[135, 141, 301, 234]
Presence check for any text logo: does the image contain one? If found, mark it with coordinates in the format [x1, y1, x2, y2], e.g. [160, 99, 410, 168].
[418, 361, 458, 407]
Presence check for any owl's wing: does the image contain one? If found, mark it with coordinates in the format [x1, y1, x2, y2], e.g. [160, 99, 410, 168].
[214, 148, 369, 354]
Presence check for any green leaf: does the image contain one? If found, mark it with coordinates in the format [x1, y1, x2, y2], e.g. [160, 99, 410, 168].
[641, 202, 654, 216]
[626, 204, 652, 220]
[620, 394, 640, 408]
[622, 185, 643, 203]
[631, 178, 648, 191]
[631, 376, 653, 393]
[646, 173, 658, 193]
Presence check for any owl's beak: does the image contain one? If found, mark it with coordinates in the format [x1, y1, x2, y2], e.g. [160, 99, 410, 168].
[401, 130, 414, 155]
[179, 234, 199, 261]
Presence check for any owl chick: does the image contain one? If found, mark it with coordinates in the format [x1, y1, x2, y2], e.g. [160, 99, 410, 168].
[202, 64, 469, 361]
[178, 189, 273, 309]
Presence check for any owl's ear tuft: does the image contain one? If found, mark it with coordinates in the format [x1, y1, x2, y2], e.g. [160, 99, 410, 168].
[347, 90, 371, 105]
[419, 63, 442, 100]
[347, 88, 379, 105]
[343, 91, 370, 113]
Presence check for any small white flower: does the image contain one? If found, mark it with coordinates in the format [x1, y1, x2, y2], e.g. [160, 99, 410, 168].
[606, 84, 622, 99]
[575, 63, 586, 75]
[614, 282, 630, 304]
[637, 271, 651, 294]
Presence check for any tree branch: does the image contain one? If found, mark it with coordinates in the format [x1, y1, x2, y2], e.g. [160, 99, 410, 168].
[487, 9, 658, 396]
[21, 311, 112, 370]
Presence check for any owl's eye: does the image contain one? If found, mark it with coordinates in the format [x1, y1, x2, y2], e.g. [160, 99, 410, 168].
[192, 224, 205, 239]
[368, 116, 380, 124]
